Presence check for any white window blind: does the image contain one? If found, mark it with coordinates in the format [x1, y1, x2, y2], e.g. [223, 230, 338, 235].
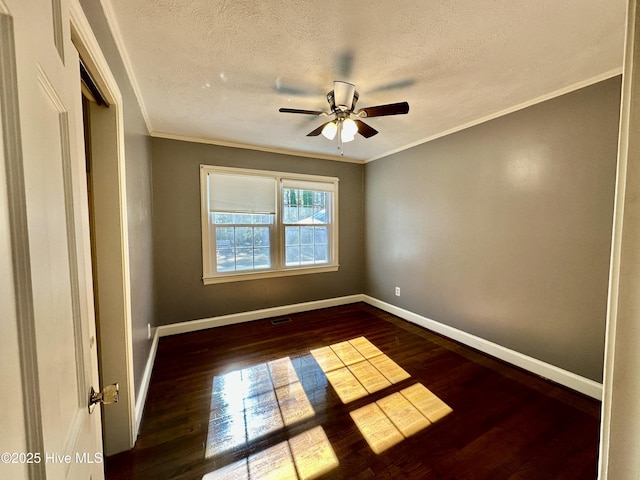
[208, 172, 277, 213]
[282, 178, 336, 193]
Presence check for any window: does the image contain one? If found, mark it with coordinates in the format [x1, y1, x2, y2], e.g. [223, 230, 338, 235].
[201, 166, 338, 284]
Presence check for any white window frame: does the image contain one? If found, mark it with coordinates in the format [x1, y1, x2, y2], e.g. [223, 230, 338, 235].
[200, 165, 339, 284]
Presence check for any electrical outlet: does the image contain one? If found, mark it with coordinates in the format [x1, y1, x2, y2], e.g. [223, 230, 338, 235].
[395, 287, 401, 296]
[147, 323, 151, 340]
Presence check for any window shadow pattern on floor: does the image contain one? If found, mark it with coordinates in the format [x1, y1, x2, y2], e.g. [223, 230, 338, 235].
[204, 336, 451, 479]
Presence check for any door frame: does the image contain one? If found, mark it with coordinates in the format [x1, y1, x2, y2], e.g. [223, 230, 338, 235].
[598, 0, 640, 477]
[69, 0, 136, 455]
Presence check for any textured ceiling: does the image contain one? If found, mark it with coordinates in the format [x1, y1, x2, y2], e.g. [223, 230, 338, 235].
[105, 0, 626, 162]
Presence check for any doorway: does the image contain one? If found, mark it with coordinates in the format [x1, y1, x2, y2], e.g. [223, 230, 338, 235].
[71, 17, 136, 454]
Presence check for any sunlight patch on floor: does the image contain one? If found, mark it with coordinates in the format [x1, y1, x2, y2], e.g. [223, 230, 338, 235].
[401, 383, 453, 423]
[310, 337, 410, 403]
[206, 336, 452, 476]
[377, 392, 431, 437]
[328, 340, 365, 366]
[350, 382, 452, 454]
[368, 353, 411, 384]
[311, 337, 452, 454]
[350, 402, 405, 454]
[203, 426, 338, 480]
[206, 357, 314, 458]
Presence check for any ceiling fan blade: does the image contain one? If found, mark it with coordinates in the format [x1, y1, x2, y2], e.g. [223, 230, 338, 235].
[307, 121, 332, 137]
[355, 120, 378, 138]
[274, 86, 318, 96]
[368, 79, 415, 93]
[279, 107, 325, 115]
[336, 50, 355, 78]
[357, 101, 409, 118]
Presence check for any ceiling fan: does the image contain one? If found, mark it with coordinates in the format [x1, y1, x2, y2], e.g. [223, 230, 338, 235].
[279, 80, 409, 150]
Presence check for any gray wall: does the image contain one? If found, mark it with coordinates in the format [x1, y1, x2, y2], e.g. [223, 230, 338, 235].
[365, 77, 621, 382]
[152, 138, 364, 325]
[80, 0, 155, 398]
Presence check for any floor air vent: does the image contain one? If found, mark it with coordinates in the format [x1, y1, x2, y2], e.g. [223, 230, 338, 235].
[271, 317, 292, 325]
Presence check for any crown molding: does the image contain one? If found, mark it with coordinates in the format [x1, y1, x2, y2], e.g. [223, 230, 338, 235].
[367, 68, 624, 163]
[150, 131, 366, 164]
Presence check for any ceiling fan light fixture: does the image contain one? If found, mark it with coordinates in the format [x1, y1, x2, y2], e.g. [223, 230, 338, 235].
[339, 121, 354, 143]
[341, 131, 355, 143]
[342, 118, 358, 137]
[321, 121, 338, 140]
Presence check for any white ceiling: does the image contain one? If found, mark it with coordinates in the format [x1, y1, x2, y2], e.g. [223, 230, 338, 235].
[104, 0, 626, 162]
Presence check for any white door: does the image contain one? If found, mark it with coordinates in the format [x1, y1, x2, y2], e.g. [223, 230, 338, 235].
[0, 0, 104, 478]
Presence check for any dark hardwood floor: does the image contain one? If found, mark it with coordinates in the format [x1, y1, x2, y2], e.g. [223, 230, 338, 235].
[106, 303, 601, 479]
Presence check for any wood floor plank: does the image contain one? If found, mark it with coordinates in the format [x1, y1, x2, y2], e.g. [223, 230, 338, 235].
[310, 346, 345, 373]
[348, 337, 384, 360]
[325, 367, 369, 404]
[347, 360, 391, 394]
[330, 341, 366, 366]
[376, 391, 431, 438]
[289, 426, 339, 480]
[400, 383, 452, 423]
[105, 303, 600, 480]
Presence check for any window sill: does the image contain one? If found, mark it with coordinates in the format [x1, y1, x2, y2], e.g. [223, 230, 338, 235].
[202, 264, 340, 285]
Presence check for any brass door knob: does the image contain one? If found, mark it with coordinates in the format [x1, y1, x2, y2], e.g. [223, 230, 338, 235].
[88, 383, 119, 413]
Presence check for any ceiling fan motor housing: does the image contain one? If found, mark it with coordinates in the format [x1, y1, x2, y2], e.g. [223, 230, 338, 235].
[327, 89, 359, 114]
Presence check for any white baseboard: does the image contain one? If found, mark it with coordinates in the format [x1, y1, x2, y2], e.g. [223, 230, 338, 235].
[362, 296, 603, 400]
[156, 294, 364, 337]
[134, 329, 159, 437]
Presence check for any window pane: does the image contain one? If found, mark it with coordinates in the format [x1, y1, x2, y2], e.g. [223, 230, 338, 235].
[284, 223, 330, 266]
[284, 189, 299, 206]
[216, 227, 235, 249]
[236, 248, 254, 270]
[284, 206, 299, 223]
[232, 213, 252, 224]
[214, 225, 272, 273]
[216, 249, 235, 271]
[285, 226, 299, 246]
[283, 188, 330, 226]
[299, 206, 313, 222]
[301, 190, 313, 206]
[300, 226, 314, 245]
[253, 214, 273, 224]
[313, 208, 326, 224]
[254, 247, 271, 269]
[213, 213, 233, 224]
[236, 227, 254, 247]
[213, 212, 274, 226]
[314, 245, 328, 263]
[254, 227, 270, 247]
[314, 226, 328, 245]
[301, 246, 314, 264]
[286, 246, 300, 265]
